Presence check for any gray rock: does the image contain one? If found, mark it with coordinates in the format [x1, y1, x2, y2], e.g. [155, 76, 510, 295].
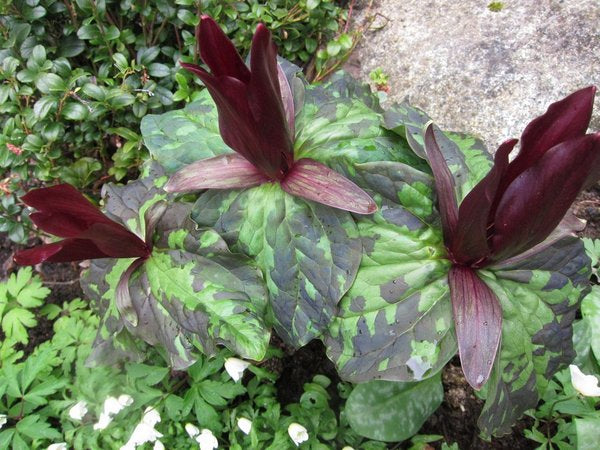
[349, 0, 600, 152]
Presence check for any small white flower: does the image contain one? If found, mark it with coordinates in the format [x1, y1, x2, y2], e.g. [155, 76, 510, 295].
[224, 357, 250, 382]
[47, 444, 67, 450]
[185, 423, 200, 438]
[570, 364, 600, 396]
[197, 428, 218, 450]
[153, 441, 165, 450]
[93, 394, 134, 430]
[237, 417, 252, 435]
[342, 447, 355, 450]
[120, 408, 163, 450]
[68, 401, 88, 421]
[0, 414, 7, 429]
[288, 423, 309, 446]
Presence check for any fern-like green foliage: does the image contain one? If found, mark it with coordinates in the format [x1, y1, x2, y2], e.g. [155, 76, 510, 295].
[0, 268, 50, 347]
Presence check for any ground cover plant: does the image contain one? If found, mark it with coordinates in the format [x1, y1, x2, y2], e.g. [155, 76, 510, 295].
[5, 9, 600, 449]
[0, 0, 352, 244]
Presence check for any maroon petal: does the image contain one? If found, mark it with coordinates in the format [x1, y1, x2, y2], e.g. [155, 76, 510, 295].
[116, 258, 146, 326]
[198, 15, 250, 82]
[79, 223, 150, 259]
[165, 154, 269, 193]
[248, 23, 294, 174]
[180, 63, 270, 177]
[423, 123, 459, 245]
[21, 184, 113, 233]
[280, 159, 377, 214]
[14, 239, 108, 265]
[501, 86, 596, 192]
[449, 265, 502, 390]
[451, 139, 517, 265]
[492, 133, 600, 262]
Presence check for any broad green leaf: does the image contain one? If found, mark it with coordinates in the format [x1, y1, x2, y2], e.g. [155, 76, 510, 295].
[575, 417, 600, 450]
[143, 241, 269, 361]
[478, 237, 590, 437]
[581, 285, 600, 361]
[101, 161, 168, 238]
[141, 89, 232, 173]
[324, 198, 454, 382]
[192, 183, 361, 347]
[345, 374, 443, 442]
[294, 80, 426, 178]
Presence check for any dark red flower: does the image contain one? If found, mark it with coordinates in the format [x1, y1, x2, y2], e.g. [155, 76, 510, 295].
[14, 184, 150, 265]
[424, 86, 600, 389]
[166, 16, 376, 215]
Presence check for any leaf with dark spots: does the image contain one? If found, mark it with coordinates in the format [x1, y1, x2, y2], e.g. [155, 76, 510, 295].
[449, 266, 502, 390]
[324, 202, 454, 382]
[383, 102, 431, 158]
[141, 89, 233, 174]
[476, 239, 589, 436]
[192, 183, 362, 347]
[101, 161, 168, 238]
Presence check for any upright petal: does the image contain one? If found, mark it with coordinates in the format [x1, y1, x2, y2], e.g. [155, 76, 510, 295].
[248, 23, 294, 173]
[165, 154, 269, 193]
[423, 123, 459, 247]
[197, 16, 250, 81]
[492, 133, 600, 262]
[500, 86, 596, 193]
[280, 159, 377, 214]
[22, 184, 113, 234]
[451, 139, 516, 265]
[449, 266, 502, 390]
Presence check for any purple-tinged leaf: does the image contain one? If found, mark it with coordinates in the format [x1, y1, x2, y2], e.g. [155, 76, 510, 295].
[280, 158, 377, 214]
[449, 265, 502, 390]
[501, 86, 596, 192]
[115, 258, 145, 327]
[197, 15, 250, 81]
[278, 63, 295, 136]
[165, 154, 269, 193]
[144, 201, 168, 246]
[451, 139, 517, 265]
[492, 133, 600, 262]
[423, 123, 459, 245]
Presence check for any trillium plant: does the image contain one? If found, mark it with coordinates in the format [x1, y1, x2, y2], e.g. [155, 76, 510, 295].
[15, 14, 599, 438]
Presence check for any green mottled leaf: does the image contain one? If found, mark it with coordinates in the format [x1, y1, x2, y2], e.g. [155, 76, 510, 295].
[581, 285, 600, 361]
[192, 183, 361, 347]
[81, 167, 269, 366]
[294, 81, 426, 179]
[324, 199, 454, 382]
[575, 417, 600, 450]
[101, 161, 168, 238]
[141, 89, 232, 173]
[478, 237, 590, 437]
[345, 374, 443, 442]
